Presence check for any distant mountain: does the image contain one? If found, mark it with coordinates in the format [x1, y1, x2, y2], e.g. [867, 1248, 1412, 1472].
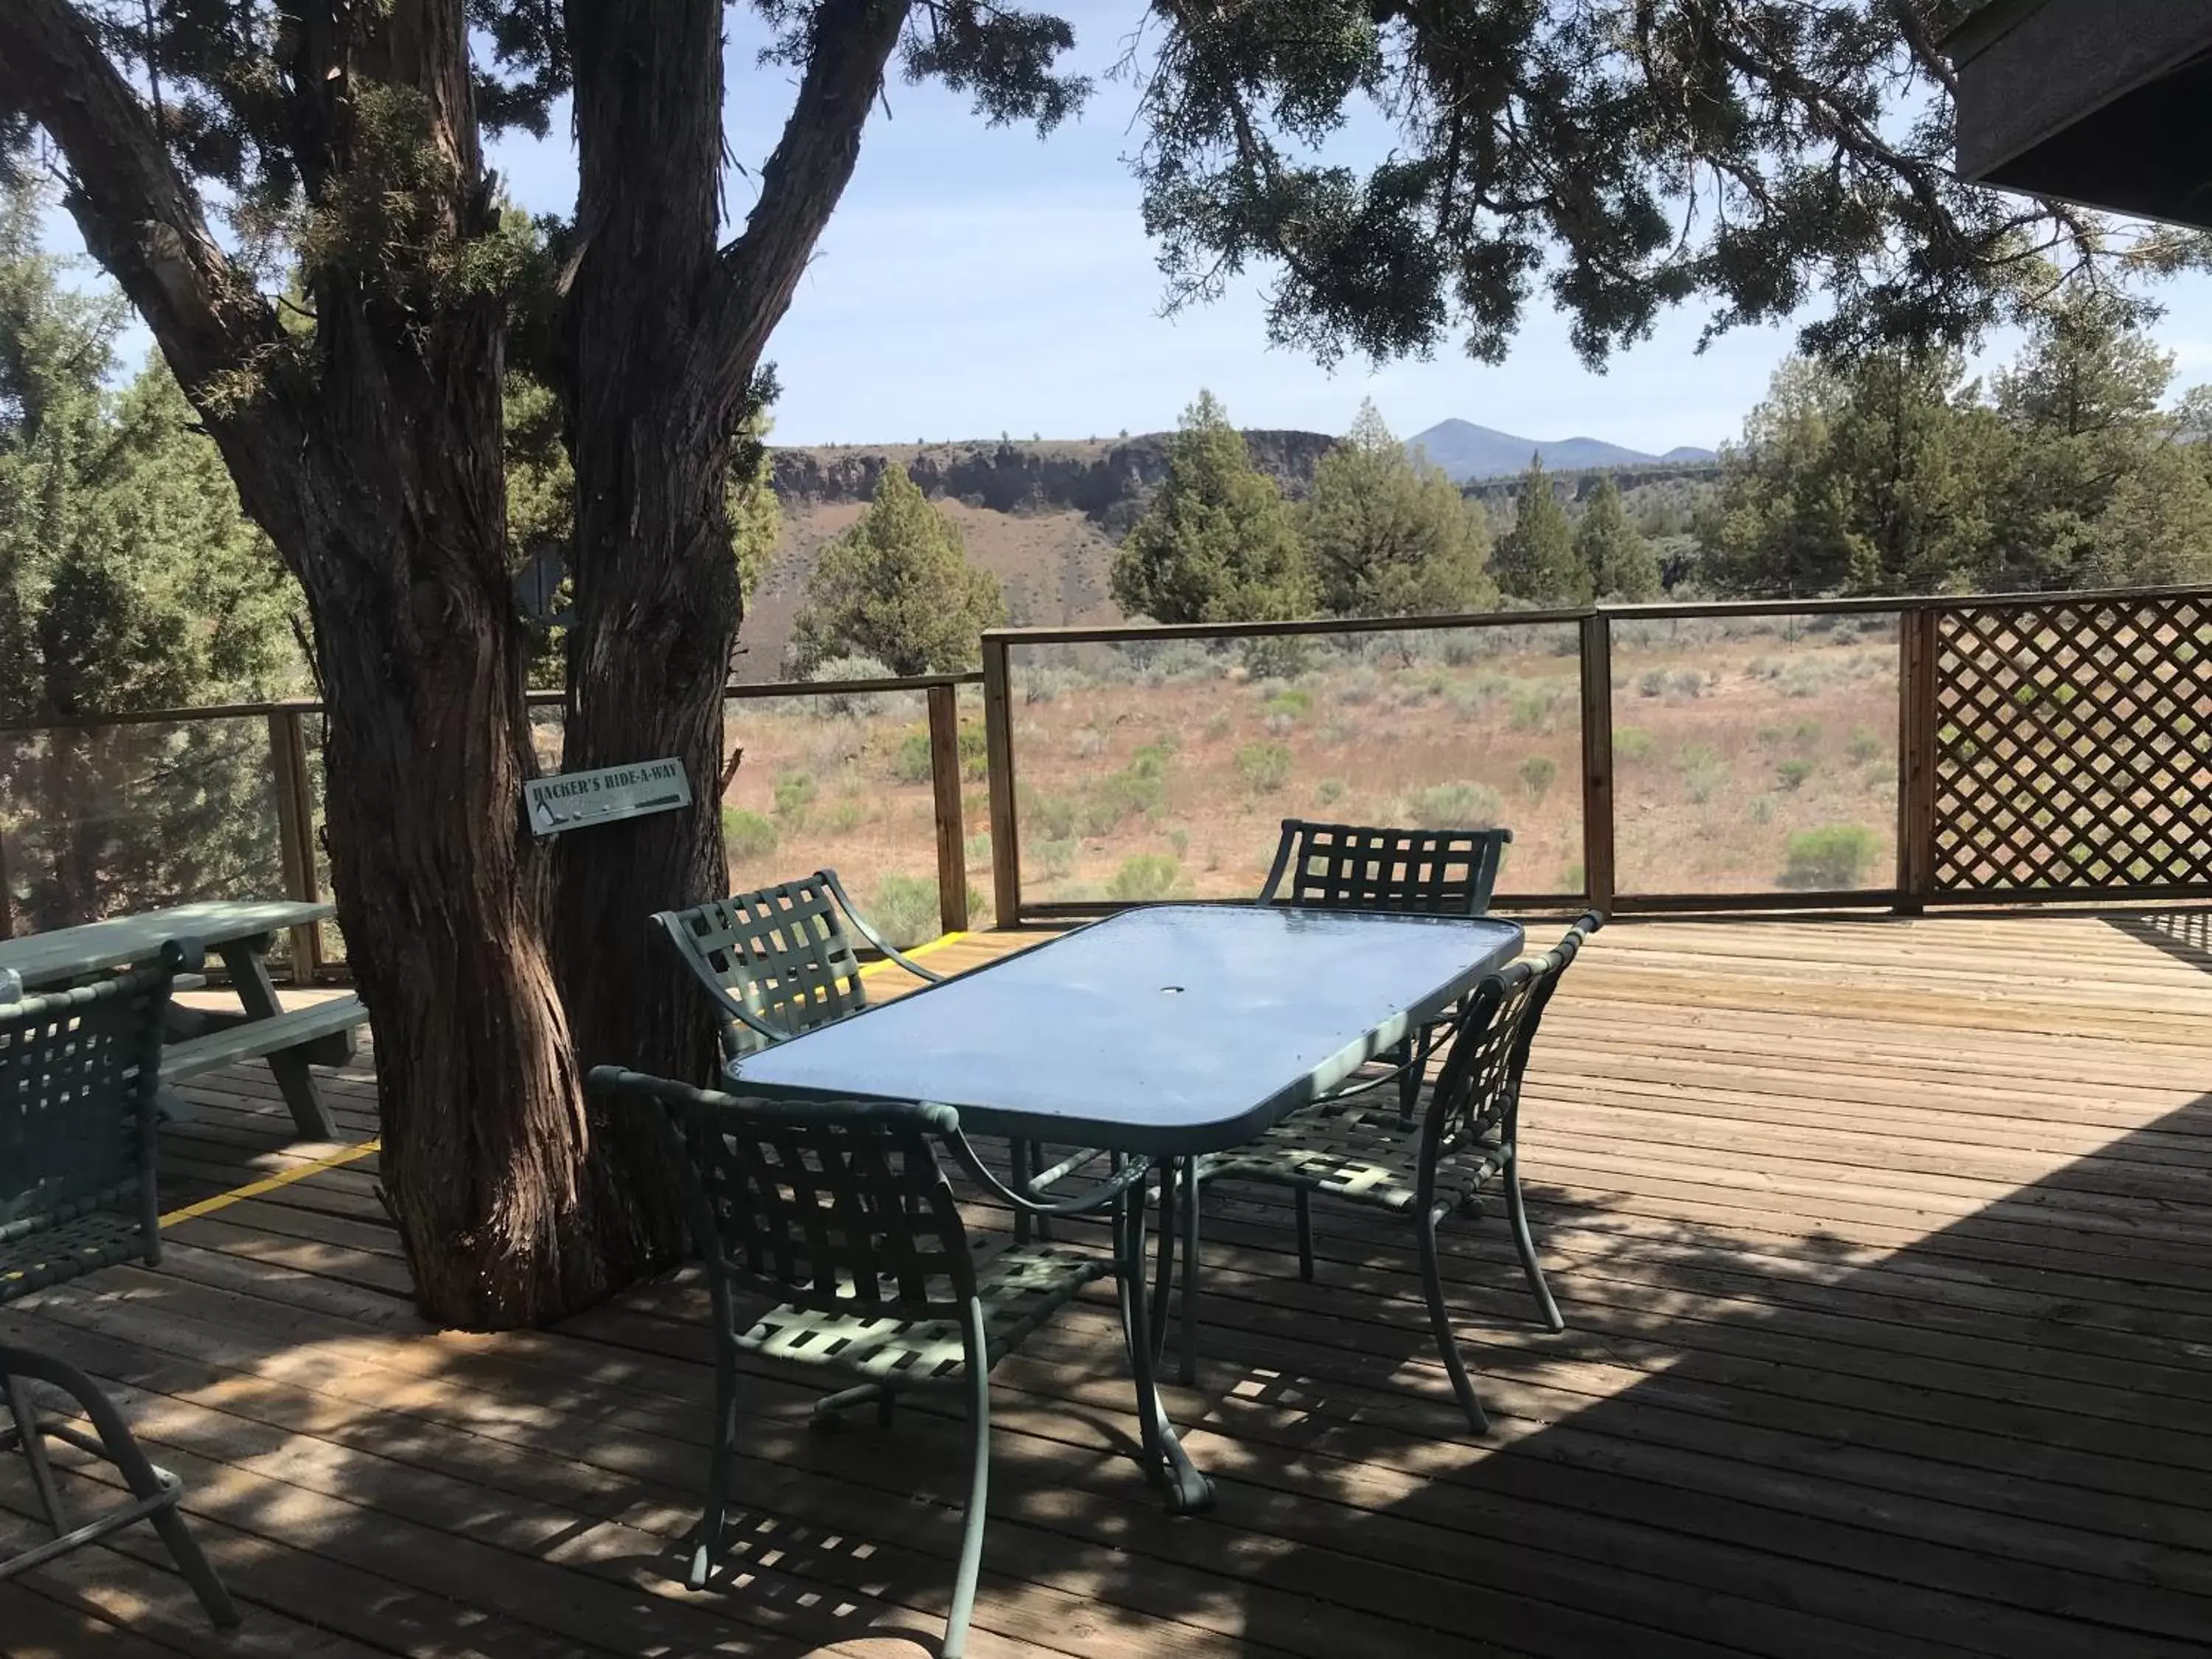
[1406, 418, 1715, 481]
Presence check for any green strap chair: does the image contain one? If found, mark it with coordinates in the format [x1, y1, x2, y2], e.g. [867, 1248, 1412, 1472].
[1, 939, 240, 1627]
[589, 1068, 1181, 1659]
[654, 869, 1065, 1240]
[1176, 914, 1601, 1426]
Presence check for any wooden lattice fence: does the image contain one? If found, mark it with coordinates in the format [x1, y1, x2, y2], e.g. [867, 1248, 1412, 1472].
[1929, 593, 2212, 897]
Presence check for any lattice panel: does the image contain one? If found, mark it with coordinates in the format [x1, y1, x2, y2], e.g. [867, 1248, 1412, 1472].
[1931, 595, 2212, 894]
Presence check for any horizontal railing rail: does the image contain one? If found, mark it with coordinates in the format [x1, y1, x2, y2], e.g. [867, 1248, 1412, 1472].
[5, 585, 2207, 950]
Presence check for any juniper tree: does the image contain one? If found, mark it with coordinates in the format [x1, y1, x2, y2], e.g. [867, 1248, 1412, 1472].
[1304, 401, 1494, 617]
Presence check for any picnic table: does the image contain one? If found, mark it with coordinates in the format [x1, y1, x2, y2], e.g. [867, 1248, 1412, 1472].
[0, 899, 366, 1141]
[728, 902, 1526, 1509]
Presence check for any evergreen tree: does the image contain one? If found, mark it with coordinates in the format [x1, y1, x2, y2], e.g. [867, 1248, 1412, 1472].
[1573, 473, 1662, 600]
[1111, 392, 1315, 624]
[1304, 401, 1494, 616]
[791, 465, 1004, 675]
[1491, 456, 1585, 604]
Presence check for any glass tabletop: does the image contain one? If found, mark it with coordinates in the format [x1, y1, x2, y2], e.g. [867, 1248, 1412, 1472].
[726, 903, 1525, 1153]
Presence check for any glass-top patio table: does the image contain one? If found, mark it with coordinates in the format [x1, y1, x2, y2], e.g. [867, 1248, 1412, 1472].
[726, 902, 1526, 1511]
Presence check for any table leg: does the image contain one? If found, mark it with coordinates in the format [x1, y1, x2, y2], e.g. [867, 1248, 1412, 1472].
[218, 935, 337, 1141]
[1117, 1171, 1212, 1515]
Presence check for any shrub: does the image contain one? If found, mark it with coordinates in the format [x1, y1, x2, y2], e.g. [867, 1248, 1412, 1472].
[869, 874, 942, 949]
[801, 653, 900, 717]
[824, 797, 866, 833]
[1315, 776, 1347, 807]
[1561, 860, 1584, 893]
[1638, 669, 1668, 698]
[1509, 687, 1556, 731]
[1613, 726, 1654, 762]
[1070, 726, 1107, 759]
[1669, 670, 1704, 698]
[889, 728, 934, 785]
[1755, 723, 1784, 747]
[1748, 795, 1775, 824]
[1023, 788, 1079, 841]
[1334, 669, 1380, 706]
[1518, 754, 1558, 799]
[1167, 827, 1190, 858]
[1792, 717, 1822, 745]
[1847, 725, 1883, 764]
[1239, 636, 1312, 679]
[1676, 742, 1727, 804]
[1776, 757, 1815, 790]
[1262, 686, 1313, 720]
[721, 807, 779, 861]
[964, 830, 991, 866]
[1781, 824, 1880, 888]
[1236, 740, 1293, 793]
[773, 769, 817, 824]
[1408, 781, 1504, 829]
[1203, 709, 1233, 740]
[1034, 836, 1078, 879]
[1082, 768, 1166, 835]
[1107, 854, 1184, 902]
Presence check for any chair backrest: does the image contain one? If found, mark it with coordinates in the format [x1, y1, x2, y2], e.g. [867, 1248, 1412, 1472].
[655, 873, 869, 1059]
[1422, 914, 1601, 1174]
[1259, 819, 1514, 916]
[591, 1068, 977, 1322]
[0, 943, 187, 1267]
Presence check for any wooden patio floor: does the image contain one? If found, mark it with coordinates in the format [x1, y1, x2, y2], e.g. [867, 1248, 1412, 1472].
[4, 912, 2211, 1658]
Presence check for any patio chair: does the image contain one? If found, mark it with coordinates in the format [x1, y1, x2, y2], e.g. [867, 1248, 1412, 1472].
[1, 939, 240, 1627]
[1259, 818, 1514, 1117]
[588, 1068, 1168, 1659]
[1177, 914, 1601, 1427]
[654, 869, 1062, 1239]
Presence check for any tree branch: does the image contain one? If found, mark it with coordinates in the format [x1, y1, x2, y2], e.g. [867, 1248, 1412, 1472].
[0, 0, 279, 397]
[701, 0, 909, 392]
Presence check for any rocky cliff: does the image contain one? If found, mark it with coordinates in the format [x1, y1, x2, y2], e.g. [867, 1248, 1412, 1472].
[771, 430, 1335, 535]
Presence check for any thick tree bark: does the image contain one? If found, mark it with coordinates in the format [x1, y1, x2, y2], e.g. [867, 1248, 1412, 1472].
[0, 0, 605, 1327]
[554, 0, 909, 1277]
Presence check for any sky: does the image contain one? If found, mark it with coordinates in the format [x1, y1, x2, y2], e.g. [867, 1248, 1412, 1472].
[39, 4, 2212, 454]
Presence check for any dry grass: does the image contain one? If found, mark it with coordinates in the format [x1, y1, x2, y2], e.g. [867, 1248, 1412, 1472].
[695, 613, 1904, 917]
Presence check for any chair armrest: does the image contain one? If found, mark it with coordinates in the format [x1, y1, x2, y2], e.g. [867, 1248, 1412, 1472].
[943, 1134, 1152, 1218]
[817, 869, 947, 982]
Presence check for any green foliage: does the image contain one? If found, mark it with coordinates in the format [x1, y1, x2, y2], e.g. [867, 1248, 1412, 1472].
[1491, 457, 1587, 605]
[1518, 754, 1558, 800]
[1107, 855, 1185, 902]
[771, 769, 817, 824]
[0, 181, 301, 928]
[1234, 740, 1293, 794]
[1315, 776, 1347, 806]
[1304, 401, 1495, 617]
[720, 807, 779, 861]
[869, 874, 943, 950]
[1776, 757, 1815, 790]
[1781, 825, 1881, 888]
[1112, 392, 1315, 624]
[1573, 473, 1661, 600]
[1676, 742, 1728, 804]
[889, 719, 988, 786]
[1613, 726, 1655, 762]
[1700, 302, 2212, 599]
[1262, 686, 1313, 719]
[791, 465, 1005, 674]
[1408, 782, 1505, 830]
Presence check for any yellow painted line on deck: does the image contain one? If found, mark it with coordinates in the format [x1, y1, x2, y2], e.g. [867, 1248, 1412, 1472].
[160, 1138, 381, 1228]
[859, 929, 969, 978]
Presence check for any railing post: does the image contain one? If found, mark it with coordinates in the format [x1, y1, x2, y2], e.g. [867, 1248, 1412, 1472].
[1896, 606, 1938, 914]
[265, 706, 322, 984]
[981, 634, 1021, 928]
[1577, 611, 1616, 915]
[926, 683, 970, 935]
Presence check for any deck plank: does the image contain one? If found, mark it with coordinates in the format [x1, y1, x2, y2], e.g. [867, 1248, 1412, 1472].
[4, 911, 2209, 1657]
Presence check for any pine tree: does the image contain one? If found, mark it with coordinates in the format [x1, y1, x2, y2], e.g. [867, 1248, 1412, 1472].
[1573, 473, 1662, 601]
[1111, 392, 1315, 624]
[791, 466, 1004, 675]
[1304, 401, 1495, 616]
[1491, 456, 1585, 604]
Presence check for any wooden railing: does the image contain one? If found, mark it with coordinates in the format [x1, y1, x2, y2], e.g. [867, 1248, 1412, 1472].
[4, 584, 2205, 953]
[979, 583, 2212, 925]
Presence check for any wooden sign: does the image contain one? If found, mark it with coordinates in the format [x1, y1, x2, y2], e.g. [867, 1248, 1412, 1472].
[525, 758, 691, 837]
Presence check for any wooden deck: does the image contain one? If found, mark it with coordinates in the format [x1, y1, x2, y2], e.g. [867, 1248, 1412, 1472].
[5, 912, 2212, 1658]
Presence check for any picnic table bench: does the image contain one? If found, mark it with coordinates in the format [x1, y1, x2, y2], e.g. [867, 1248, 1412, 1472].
[0, 899, 367, 1141]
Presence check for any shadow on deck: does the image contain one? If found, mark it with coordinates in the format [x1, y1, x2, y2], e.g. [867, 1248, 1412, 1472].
[3, 913, 2210, 1658]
